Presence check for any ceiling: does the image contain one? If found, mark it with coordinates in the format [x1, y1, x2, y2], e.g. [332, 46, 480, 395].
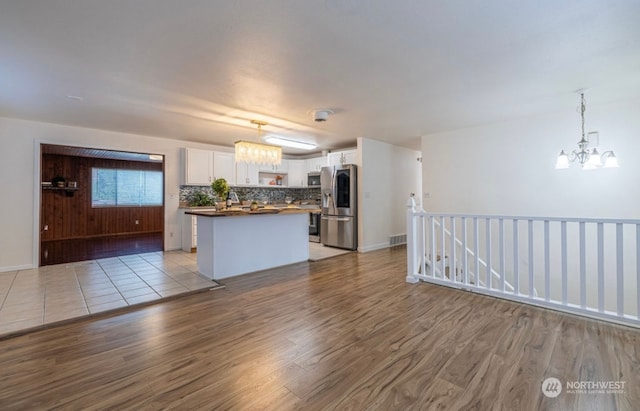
[1, 1, 640, 155]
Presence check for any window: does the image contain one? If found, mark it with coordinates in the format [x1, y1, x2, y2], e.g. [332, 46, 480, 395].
[92, 168, 163, 207]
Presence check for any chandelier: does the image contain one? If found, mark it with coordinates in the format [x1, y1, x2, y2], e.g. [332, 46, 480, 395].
[555, 92, 618, 169]
[235, 120, 282, 165]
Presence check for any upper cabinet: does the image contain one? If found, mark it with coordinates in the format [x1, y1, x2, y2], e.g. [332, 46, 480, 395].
[287, 160, 306, 187]
[184, 148, 213, 186]
[259, 159, 289, 173]
[213, 152, 235, 183]
[236, 162, 260, 186]
[184, 148, 235, 186]
[305, 156, 326, 173]
[327, 149, 358, 167]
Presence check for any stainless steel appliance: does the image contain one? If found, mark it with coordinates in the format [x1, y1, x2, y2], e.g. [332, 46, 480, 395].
[309, 212, 321, 242]
[321, 164, 357, 250]
[307, 172, 321, 187]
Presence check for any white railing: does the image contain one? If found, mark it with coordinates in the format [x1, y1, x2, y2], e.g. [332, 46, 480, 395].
[406, 197, 640, 328]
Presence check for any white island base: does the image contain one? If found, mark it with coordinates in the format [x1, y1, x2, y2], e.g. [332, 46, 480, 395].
[192, 211, 309, 280]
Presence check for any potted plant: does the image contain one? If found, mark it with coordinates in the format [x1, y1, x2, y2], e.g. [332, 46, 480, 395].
[189, 191, 214, 207]
[211, 178, 230, 210]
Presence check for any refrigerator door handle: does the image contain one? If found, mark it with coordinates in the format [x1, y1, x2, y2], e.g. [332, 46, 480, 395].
[321, 216, 351, 222]
[331, 169, 337, 211]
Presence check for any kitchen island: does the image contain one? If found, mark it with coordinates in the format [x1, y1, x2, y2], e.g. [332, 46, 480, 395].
[185, 208, 310, 280]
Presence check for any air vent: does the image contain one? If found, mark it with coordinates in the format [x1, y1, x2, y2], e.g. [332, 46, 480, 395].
[389, 234, 407, 246]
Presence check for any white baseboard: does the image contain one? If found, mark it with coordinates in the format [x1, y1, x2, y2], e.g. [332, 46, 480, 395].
[358, 243, 391, 253]
[0, 264, 34, 273]
[164, 247, 182, 252]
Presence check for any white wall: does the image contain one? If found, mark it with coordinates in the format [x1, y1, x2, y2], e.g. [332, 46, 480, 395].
[358, 137, 422, 252]
[421, 97, 640, 218]
[0, 116, 234, 271]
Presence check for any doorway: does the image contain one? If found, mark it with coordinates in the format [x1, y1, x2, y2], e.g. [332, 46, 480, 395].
[40, 144, 165, 266]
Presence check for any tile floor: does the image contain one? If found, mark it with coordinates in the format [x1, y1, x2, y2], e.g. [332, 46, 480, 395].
[308, 242, 353, 261]
[0, 251, 219, 337]
[0, 244, 350, 338]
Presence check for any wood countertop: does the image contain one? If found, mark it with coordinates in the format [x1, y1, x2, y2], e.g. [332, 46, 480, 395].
[185, 207, 312, 218]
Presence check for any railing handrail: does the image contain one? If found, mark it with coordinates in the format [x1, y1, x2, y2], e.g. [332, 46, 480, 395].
[410, 211, 640, 226]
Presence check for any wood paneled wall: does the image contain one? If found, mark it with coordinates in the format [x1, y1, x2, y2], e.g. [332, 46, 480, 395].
[40, 153, 164, 242]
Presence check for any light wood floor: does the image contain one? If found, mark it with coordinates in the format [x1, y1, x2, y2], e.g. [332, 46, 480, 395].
[0, 246, 638, 410]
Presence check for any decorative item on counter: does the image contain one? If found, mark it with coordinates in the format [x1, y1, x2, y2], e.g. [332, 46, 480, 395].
[226, 190, 238, 208]
[211, 178, 230, 210]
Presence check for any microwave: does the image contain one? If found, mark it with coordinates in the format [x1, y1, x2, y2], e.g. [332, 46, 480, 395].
[307, 172, 321, 186]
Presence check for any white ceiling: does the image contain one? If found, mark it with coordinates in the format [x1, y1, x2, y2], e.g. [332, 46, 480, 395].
[1, 1, 640, 154]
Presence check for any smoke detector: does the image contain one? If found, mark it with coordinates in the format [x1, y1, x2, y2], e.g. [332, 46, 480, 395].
[312, 109, 334, 122]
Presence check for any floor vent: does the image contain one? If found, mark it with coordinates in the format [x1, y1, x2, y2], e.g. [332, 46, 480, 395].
[389, 234, 407, 246]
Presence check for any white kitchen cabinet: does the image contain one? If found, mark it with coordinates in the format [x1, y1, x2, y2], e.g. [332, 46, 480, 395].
[305, 156, 327, 173]
[184, 148, 213, 185]
[259, 159, 289, 173]
[328, 149, 358, 167]
[213, 151, 235, 183]
[287, 159, 306, 187]
[235, 162, 260, 185]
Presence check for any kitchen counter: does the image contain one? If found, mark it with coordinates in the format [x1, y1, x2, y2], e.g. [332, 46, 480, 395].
[180, 204, 319, 211]
[185, 207, 311, 218]
[189, 207, 309, 280]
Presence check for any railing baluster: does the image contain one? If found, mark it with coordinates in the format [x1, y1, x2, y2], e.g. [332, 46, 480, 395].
[617, 223, 624, 316]
[406, 206, 416, 279]
[561, 221, 568, 305]
[513, 219, 519, 295]
[462, 217, 468, 285]
[528, 220, 534, 298]
[430, 216, 436, 278]
[544, 220, 550, 302]
[474, 218, 479, 286]
[440, 216, 446, 279]
[637, 224, 640, 320]
[580, 222, 586, 309]
[420, 214, 427, 278]
[499, 219, 505, 292]
[450, 217, 457, 283]
[597, 222, 604, 312]
[486, 218, 492, 289]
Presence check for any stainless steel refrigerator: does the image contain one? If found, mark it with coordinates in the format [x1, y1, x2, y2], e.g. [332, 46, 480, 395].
[321, 164, 357, 250]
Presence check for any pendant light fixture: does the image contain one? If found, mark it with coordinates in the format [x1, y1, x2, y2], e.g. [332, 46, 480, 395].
[235, 120, 282, 165]
[555, 92, 619, 169]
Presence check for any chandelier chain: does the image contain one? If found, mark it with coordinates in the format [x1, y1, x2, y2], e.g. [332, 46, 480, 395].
[580, 93, 586, 142]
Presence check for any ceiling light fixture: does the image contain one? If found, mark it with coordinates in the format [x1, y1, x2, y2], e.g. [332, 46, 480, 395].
[235, 120, 282, 165]
[555, 92, 619, 170]
[264, 136, 317, 150]
[312, 109, 334, 122]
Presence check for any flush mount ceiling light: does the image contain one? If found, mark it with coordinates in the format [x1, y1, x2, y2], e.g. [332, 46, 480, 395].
[264, 136, 317, 150]
[556, 92, 619, 170]
[235, 120, 282, 165]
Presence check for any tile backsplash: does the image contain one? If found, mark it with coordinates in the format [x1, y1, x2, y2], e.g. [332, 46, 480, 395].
[180, 185, 321, 205]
